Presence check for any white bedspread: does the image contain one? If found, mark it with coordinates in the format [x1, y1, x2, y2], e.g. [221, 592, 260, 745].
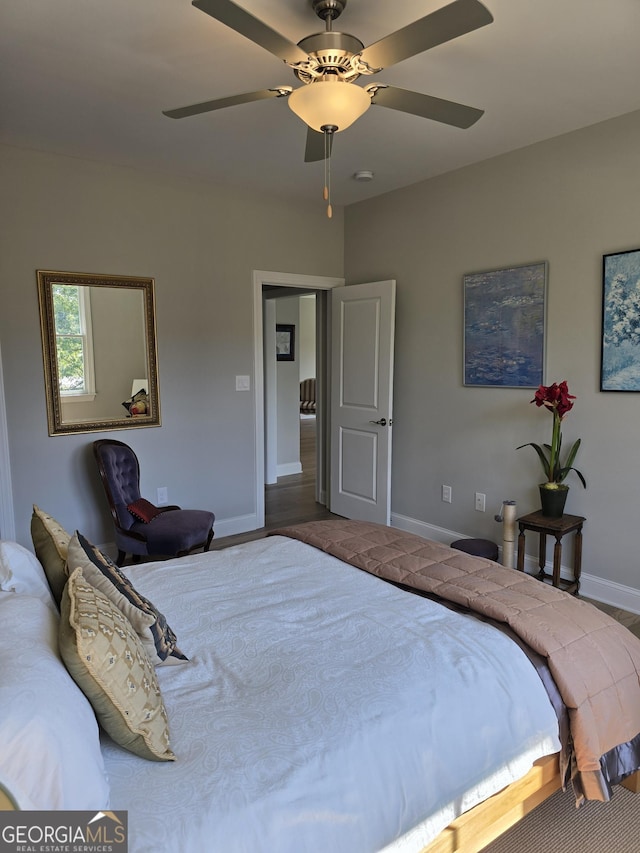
[102, 536, 560, 853]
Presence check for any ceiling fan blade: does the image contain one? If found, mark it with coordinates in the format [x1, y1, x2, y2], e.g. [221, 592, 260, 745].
[192, 0, 308, 64]
[369, 85, 484, 128]
[359, 0, 493, 70]
[304, 128, 333, 163]
[163, 88, 288, 119]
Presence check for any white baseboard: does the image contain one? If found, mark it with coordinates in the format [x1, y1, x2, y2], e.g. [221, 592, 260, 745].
[579, 574, 640, 615]
[277, 462, 303, 477]
[390, 512, 465, 546]
[213, 513, 260, 539]
[390, 511, 640, 616]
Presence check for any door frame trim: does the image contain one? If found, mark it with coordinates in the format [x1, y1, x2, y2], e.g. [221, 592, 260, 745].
[253, 270, 344, 529]
[0, 340, 15, 540]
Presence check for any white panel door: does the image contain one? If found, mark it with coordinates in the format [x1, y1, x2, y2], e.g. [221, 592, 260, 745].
[330, 280, 396, 524]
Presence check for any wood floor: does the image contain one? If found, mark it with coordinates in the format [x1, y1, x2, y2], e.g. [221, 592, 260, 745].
[211, 416, 337, 550]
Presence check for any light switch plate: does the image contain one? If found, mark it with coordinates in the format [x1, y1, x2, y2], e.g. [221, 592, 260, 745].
[236, 375, 250, 391]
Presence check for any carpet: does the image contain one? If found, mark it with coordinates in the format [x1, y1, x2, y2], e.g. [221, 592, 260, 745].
[484, 779, 639, 852]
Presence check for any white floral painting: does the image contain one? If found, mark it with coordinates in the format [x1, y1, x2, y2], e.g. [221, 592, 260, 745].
[601, 248, 640, 391]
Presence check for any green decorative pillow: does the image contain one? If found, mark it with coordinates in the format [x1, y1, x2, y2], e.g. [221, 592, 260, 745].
[30, 505, 71, 606]
[59, 567, 175, 762]
[66, 532, 188, 666]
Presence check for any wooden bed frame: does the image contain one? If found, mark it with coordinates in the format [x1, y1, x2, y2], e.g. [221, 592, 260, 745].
[0, 783, 19, 810]
[423, 754, 640, 853]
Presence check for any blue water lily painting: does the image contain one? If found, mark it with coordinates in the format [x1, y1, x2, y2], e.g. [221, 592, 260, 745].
[601, 248, 640, 391]
[464, 262, 546, 388]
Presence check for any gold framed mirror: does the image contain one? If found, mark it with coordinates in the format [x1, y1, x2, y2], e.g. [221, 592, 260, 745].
[37, 270, 161, 436]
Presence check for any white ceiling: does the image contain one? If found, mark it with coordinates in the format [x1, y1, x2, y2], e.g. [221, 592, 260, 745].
[3, 0, 640, 207]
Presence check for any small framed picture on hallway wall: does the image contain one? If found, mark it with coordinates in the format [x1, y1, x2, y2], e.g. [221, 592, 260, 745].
[276, 324, 295, 362]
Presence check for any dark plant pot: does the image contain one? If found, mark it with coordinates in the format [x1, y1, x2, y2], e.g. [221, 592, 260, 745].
[539, 484, 569, 518]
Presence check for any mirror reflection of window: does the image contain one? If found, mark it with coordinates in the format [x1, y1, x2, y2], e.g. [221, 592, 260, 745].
[52, 284, 96, 398]
[37, 270, 161, 435]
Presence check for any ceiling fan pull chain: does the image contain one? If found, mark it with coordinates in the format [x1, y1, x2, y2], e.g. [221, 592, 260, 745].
[322, 124, 336, 219]
[323, 131, 329, 201]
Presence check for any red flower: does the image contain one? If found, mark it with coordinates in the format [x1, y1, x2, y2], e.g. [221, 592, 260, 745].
[520, 380, 585, 488]
[531, 380, 575, 420]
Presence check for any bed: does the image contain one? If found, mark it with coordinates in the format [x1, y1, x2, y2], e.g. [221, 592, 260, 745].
[1, 513, 639, 852]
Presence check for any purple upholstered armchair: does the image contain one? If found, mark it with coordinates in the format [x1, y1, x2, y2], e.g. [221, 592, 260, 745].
[93, 439, 215, 566]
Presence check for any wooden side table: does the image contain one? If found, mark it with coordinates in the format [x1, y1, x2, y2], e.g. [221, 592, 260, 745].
[516, 511, 585, 594]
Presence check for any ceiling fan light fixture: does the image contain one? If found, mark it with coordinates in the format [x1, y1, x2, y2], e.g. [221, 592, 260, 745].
[288, 78, 370, 132]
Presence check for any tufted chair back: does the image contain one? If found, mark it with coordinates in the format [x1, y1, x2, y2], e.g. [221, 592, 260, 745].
[93, 439, 143, 532]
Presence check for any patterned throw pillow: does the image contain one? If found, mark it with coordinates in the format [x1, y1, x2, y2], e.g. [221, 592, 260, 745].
[59, 567, 175, 762]
[66, 532, 188, 666]
[30, 505, 71, 606]
[127, 498, 162, 524]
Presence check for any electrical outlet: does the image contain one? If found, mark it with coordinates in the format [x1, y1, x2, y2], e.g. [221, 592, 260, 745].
[157, 486, 168, 505]
[475, 492, 486, 512]
[442, 485, 452, 503]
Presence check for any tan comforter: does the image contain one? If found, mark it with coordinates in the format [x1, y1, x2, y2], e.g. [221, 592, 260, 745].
[273, 519, 640, 803]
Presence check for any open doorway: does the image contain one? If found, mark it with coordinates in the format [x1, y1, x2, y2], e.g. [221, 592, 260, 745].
[264, 291, 320, 529]
[252, 270, 344, 531]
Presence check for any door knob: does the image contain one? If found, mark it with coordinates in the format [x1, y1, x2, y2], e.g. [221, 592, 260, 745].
[369, 418, 387, 426]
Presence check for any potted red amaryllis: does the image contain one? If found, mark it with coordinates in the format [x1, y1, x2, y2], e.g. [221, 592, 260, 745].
[517, 380, 586, 517]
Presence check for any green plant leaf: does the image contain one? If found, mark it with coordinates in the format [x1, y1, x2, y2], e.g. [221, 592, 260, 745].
[564, 438, 581, 469]
[557, 466, 586, 488]
[517, 442, 550, 480]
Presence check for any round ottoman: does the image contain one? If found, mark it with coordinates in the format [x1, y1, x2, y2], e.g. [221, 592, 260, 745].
[450, 538, 499, 561]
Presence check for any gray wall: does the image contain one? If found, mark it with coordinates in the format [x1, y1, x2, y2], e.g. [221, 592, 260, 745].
[345, 108, 640, 592]
[298, 295, 316, 383]
[0, 144, 343, 548]
[275, 296, 301, 474]
[4, 108, 640, 597]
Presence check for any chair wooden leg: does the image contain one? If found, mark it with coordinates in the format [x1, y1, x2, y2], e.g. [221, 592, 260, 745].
[205, 529, 214, 552]
[116, 550, 127, 567]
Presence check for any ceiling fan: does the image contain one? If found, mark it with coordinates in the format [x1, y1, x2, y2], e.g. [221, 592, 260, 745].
[164, 0, 493, 212]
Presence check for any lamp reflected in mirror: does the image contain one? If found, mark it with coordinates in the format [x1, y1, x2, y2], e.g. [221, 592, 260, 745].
[37, 270, 161, 436]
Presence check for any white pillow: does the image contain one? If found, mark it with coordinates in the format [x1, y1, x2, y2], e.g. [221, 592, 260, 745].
[0, 540, 57, 612]
[0, 592, 110, 810]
